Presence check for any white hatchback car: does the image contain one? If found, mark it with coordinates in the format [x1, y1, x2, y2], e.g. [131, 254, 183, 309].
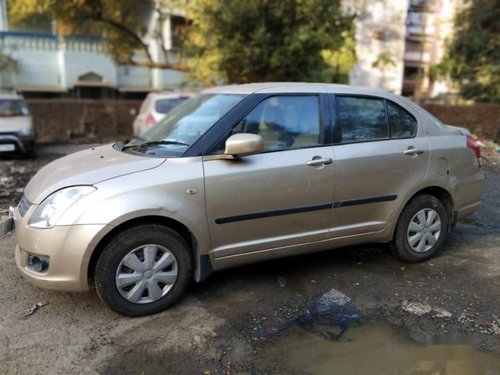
[132, 92, 194, 136]
[0, 93, 36, 157]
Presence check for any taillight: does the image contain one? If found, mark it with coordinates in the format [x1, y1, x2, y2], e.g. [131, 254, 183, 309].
[467, 135, 482, 168]
[145, 114, 156, 128]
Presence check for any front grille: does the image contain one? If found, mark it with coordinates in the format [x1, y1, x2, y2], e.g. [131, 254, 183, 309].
[18, 195, 31, 217]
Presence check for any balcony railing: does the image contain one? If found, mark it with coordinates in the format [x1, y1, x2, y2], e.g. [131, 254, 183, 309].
[0, 31, 105, 53]
[404, 51, 432, 64]
[406, 25, 437, 41]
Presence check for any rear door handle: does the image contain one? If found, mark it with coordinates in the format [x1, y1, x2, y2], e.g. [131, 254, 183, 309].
[306, 157, 333, 167]
[403, 147, 424, 156]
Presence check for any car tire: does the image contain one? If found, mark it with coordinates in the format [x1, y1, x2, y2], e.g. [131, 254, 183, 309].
[95, 224, 192, 317]
[391, 194, 449, 263]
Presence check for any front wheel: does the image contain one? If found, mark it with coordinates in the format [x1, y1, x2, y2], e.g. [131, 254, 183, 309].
[95, 224, 192, 316]
[391, 194, 449, 263]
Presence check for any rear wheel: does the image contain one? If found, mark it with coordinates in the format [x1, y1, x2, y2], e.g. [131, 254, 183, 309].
[95, 224, 192, 316]
[392, 194, 449, 262]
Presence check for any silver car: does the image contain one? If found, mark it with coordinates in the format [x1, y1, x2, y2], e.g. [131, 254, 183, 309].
[7, 83, 483, 316]
[132, 92, 194, 136]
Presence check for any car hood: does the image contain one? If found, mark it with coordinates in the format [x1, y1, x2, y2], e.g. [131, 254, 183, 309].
[24, 144, 165, 204]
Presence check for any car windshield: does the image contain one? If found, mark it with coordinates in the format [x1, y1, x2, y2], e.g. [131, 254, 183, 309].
[0, 99, 30, 117]
[123, 94, 244, 156]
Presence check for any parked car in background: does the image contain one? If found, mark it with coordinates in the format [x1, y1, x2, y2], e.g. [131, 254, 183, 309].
[0, 93, 36, 157]
[8, 83, 483, 316]
[132, 92, 194, 136]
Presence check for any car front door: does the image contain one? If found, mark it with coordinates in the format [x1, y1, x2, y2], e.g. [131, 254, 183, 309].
[330, 95, 430, 237]
[203, 94, 335, 260]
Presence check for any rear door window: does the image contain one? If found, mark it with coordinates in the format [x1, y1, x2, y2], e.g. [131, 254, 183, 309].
[336, 96, 388, 143]
[334, 96, 416, 144]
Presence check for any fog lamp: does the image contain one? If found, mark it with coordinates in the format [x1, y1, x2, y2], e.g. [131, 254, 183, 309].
[28, 254, 50, 273]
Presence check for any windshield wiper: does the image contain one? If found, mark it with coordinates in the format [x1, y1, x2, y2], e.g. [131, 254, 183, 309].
[122, 140, 190, 151]
[117, 135, 146, 150]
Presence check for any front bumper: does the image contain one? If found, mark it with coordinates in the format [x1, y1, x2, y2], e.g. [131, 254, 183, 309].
[0, 133, 36, 154]
[14, 205, 107, 291]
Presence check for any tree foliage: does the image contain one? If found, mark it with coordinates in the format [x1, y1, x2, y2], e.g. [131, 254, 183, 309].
[7, 0, 356, 82]
[7, 0, 189, 70]
[186, 0, 356, 85]
[443, 0, 500, 103]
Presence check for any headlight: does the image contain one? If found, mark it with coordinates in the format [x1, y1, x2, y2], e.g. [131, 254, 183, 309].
[29, 186, 96, 229]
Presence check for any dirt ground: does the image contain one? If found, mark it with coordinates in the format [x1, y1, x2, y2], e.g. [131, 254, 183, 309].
[0, 143, 499, 374]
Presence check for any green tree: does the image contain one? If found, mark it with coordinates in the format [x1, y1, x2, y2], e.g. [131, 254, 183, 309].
[7, 0, 190, 70]
[321, 33, 356, 83]
[186, 0, 356, 85]
[442, 0, 500, 102]
[372, 52, 396, 87]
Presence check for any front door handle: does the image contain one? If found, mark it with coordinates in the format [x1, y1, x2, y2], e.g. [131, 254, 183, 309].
[306, 157, 333, 167]
[403, 147, 424, 156]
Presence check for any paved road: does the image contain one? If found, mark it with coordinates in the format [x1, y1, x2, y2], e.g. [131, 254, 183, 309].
[0, 145, 499, 374]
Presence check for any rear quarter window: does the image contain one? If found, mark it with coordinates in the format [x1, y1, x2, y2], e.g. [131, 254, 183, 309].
[387, 101, 417, 138]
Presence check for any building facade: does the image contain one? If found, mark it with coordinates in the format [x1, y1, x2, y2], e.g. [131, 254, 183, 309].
[345, 0, 409, 94]
[0, 1, 187, 98]
[402, 0, 462, 99]
[1, 0, 461, 99]
[345, 0, 461, 98]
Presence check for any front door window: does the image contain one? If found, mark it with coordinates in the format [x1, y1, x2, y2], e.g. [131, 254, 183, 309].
[231, 95, 322, 151]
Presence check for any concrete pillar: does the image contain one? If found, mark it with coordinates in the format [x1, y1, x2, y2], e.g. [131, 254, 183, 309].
[0, 0, 8, 31]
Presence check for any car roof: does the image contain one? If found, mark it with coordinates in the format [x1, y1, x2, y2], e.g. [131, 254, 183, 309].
[146, 92, 195, 100]
[201, 82, 399, 98]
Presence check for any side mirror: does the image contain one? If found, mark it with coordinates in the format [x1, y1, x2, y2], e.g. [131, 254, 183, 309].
[224, 133, 264, 157]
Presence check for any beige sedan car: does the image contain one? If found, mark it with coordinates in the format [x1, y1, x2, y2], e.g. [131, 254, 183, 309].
[8, 83, 483, 316]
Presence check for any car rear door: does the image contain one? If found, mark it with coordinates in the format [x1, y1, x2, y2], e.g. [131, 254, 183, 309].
[329, 95, 430, 237]
[203, 94, 335, 259]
